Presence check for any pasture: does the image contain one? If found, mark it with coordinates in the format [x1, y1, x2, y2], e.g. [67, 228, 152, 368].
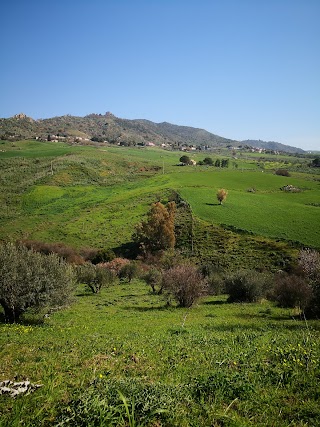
[0, 140, 319, 251]
[1, 281, 320, 426]
[173, 170, 320, 248]
[1, 140, 320, 426]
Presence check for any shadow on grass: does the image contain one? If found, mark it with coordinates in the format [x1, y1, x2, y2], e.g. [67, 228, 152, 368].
[234, 312, 313, 329]
[76, 292, 96, 297]
[202, 300, 228, 306]
[122, 304, 173, 312]
[0, 312, 49, 326]
[202, 323, 269, 332]
[205, 203, 220, 206]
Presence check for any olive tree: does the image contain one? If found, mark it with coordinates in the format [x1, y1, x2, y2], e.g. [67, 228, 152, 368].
[0, 242, 76, 323]
[76, 263, 114, 293]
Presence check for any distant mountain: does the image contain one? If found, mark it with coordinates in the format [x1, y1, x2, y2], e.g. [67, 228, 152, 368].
[241, 139, 305, 154]
[0, 112, 304, 153]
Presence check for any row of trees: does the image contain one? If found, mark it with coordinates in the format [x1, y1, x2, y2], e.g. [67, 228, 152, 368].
[198, 157, 229, 168]
[1, 241, 319, 322]
[179, 155, 229, 168]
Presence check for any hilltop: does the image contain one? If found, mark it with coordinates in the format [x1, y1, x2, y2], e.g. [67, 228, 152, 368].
[0, 112, 304, 153]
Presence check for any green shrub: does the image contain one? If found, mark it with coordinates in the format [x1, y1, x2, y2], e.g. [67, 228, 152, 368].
[76, 263, 114, 293]
[0, 242, 75, 322]
[118, 262, 139, 283]
[207, 272, 225, 296]
[203, 157, 214, 166]
[143, 267, 163, 294]
[91, 248, 116, 264]
[224, 270, 269, 303]
[275, 169, 290, 176]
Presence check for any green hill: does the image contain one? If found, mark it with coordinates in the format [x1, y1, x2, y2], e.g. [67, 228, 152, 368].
[0, 112, 304, 153]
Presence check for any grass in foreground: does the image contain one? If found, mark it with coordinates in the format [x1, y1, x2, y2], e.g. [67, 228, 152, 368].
[1, 281, 320, 426]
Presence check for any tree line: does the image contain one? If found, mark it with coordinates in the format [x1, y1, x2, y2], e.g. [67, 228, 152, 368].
[180, 155, 229, 167]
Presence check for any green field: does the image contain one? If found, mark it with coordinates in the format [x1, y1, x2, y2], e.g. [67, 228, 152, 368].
[0, 140, 319, 251]
[1, 140, 320, 426]
[1, 281, 320, 427]
[173, 170, 320, 248]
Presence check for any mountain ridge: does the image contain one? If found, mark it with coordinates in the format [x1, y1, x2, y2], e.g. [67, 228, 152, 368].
[0, 112, 304, 153]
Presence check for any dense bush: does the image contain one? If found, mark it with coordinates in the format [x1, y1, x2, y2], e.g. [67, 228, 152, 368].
[206, 272, 225, 296]
[118, 262, 139, 282]
[162, 265, 207, 307]
[271, 273, 313, 309]
[143, 267, 163, 294]
[202, 157, 214, 165]
[90, 248, 116, 264]
[76, 263, 114, 293]
[275, 169, 290, 176]
[199, 262, 225, 295]
[0, 242, 75, 322]
[224, 270, 269, 303]
[179, 155, 192, 165]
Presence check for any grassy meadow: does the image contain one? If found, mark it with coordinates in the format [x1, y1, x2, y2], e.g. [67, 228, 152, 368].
[1, 140, 320, 426]
[1, 281, 320, 426]
[0, 140, 319, 251]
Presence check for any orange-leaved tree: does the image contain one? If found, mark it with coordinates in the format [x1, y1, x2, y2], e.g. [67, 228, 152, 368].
[217, 188, 228, 205]
[134, 201, 176, 253]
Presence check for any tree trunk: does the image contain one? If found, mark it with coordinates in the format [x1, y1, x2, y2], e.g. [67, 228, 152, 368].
[0, 300, 23, 323]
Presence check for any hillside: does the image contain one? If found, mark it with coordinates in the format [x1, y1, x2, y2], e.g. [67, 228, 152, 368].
[241, 139, 305, 154]
[0, 112, 304, 153]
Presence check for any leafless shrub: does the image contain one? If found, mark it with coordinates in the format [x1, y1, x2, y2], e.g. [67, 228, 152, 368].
[271, 273, 313, 310]
[162, 265, 207, 307]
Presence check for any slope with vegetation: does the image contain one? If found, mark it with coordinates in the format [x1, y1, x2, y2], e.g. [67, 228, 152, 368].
[0, 139, 320, 426]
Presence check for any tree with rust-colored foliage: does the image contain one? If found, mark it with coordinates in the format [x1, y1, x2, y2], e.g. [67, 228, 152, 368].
[216, 188, 228, 205]
[134, 201, 176, 253]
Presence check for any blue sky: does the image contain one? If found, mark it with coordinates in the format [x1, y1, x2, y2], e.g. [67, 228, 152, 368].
[1, 0, 319, 150]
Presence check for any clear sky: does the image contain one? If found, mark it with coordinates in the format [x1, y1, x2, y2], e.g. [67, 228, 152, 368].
[1, 0, 319, 150]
